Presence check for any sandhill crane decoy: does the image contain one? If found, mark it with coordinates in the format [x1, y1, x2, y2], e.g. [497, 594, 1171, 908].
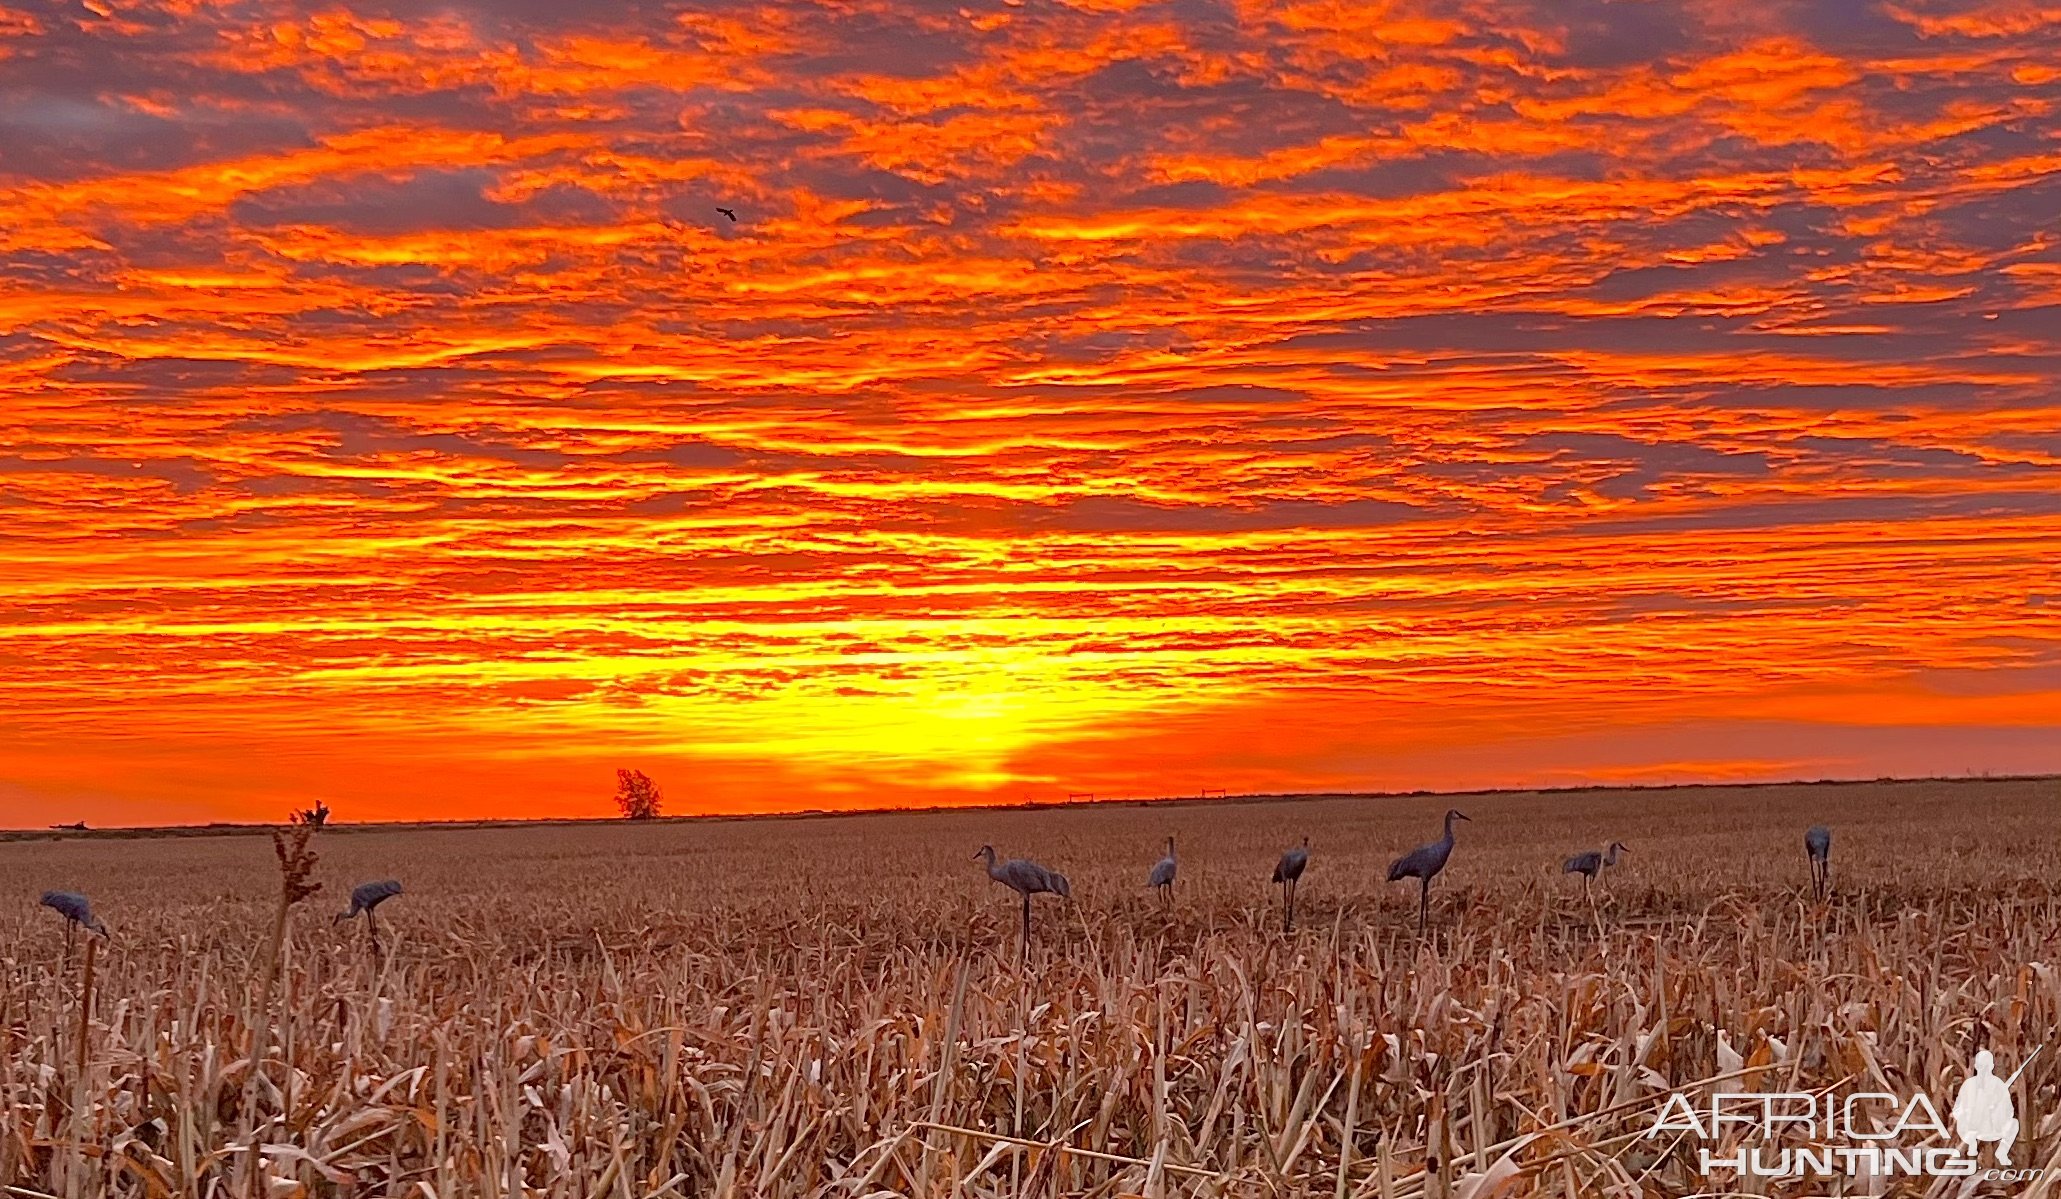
[1146, 836, 1177, 907]
[1805, 825, 1831, 900]
[337, 879, 403, 940]
[976, 845, 1068, 957]
[715, 207, 737, 222]
[1388, 809, 1470, 933]
[40, 890, 109, 950]
[1562, 842, 1629, 891]
[1272, 836, 1309, 930]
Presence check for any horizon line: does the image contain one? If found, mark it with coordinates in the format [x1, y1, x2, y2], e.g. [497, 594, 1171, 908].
[8, 769, 2056, 840]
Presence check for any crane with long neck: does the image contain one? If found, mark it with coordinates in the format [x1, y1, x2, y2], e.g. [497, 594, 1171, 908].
[1562, 841, 1630, 890]
[1272, 836, 1309, 931]
[1388, 809, 1470, 933]
[976, 845, 1069, 958]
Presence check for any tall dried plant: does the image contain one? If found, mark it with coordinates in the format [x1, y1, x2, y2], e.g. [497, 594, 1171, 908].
[240, 822, 321, 1193]
[58, 933, 100, 1194]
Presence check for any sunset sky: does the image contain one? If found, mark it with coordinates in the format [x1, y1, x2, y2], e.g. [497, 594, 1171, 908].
[3, 0, 2058, 826]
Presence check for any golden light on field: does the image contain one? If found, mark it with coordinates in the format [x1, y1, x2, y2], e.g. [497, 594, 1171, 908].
[2, 0, 2060, 822]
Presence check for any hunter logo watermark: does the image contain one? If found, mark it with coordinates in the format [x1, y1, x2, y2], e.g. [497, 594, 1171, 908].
[1954, 1049, 2020, 1164]
[1647, 1046, 2044, 1184]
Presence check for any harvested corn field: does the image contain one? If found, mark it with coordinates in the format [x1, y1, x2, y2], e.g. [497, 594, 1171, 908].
[3, 775, 2058, 1197]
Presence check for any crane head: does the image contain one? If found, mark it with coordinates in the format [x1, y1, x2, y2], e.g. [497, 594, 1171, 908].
[1446, 809, 1471, 823]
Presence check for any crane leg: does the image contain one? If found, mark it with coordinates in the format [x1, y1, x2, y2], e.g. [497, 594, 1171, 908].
[1286, 880, 1295, 932]
[1021, 893, 1031, 960]
[1418, 878, 1429, 934]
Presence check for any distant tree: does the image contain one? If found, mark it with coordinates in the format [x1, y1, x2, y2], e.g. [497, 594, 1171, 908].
[290, 800, 330, 828]
[614, 769, 663, 821]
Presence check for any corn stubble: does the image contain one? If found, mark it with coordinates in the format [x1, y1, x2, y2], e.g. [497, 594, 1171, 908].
[1, 776, 2055, 1197]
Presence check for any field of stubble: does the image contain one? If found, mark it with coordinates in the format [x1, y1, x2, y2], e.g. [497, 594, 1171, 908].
[3, 777, 2058, 1199]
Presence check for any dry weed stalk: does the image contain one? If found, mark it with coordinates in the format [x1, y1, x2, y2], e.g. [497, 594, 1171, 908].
[58, 932, 100, 1195]
[238, 823, 321, 1192]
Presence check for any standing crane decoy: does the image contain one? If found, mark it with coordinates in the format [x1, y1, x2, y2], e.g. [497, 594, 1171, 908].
[1272, 836, 1309, 931]
[1562, 842, 1630, 892]
[975, 845, 1069, 958]
[337, 879, 404, 942]
[1805, 825, 1832, 900]
[40, 890, 109, 950]
[1146, 836, 1177, 907]
[1388, 809, 1470, 933]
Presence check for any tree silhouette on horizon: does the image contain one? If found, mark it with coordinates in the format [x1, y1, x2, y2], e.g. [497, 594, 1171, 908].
[614, 769, 663, 821]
